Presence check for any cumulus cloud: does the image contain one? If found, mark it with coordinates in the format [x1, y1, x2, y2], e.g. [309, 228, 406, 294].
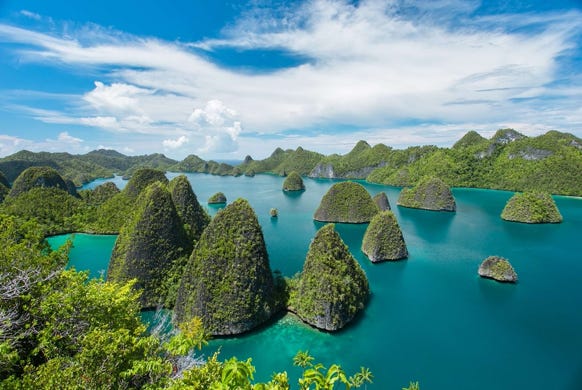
[0, 0, 581, 157]
[189, 100, 242, 153]
[84, 81, 152, 114]
[56, 131, 83, 145]
[163, 135, 189, 149]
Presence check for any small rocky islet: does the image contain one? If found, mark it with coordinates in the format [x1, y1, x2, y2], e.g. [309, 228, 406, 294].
[291, 223, 370, 331]
[362, 211, 408, 262]
[478, 256, 518, 283]
[208, 191, 227, 204]
[282, 171, 305, 191]
[313, 181, 379, 223]
[397, 176, 456, 212]
[501, 191, 563, 223]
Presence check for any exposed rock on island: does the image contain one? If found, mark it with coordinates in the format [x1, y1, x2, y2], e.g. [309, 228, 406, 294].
[107, 182, 190, 309]
[174, 198, 276, 336]
[208, 191, 227, 204]
[397, 176, 456, 211]
[373, 191, 391, 211]
[362, 211, 408, 262]
[313, 181, 378, 223]
[501, 191, 562, 223]
[282, 171, 305, 191]
[292, 224, 369, 331]
[478, 256, 518, 283]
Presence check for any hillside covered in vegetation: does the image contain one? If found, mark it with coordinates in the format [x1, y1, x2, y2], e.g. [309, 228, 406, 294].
[1, 129, 580, 195]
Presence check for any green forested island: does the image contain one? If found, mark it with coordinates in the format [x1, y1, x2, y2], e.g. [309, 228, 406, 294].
[1, 128, 580, 389]
[0, 168, 382, 389]
[1, 129, 581, 195]
[500, 191, 563, 224]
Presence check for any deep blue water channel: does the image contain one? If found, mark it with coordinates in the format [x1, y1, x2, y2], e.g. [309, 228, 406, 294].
[49, 173, 582, 389]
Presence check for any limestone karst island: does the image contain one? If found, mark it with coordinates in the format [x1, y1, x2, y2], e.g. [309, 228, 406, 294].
[1, 1, 582, 388]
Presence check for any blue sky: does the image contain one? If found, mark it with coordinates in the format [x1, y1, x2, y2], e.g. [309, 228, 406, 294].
[0, 0, 581, 160]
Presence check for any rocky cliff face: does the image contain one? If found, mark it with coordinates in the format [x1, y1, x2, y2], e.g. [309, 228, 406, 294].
[309, 163, 336, 179]
[373, 192, 391, 211]
[314, 181, 379, 223]
[169, 175, 210, 243]
[501, 191, 562, 223]
[362, 211, 408, 262]
[108, 182, 190, 309]
[174, 198, 276, 336]
[478, 256, 518, 283]
[397, 176, 456, 212]
[293, 224, 369, 331]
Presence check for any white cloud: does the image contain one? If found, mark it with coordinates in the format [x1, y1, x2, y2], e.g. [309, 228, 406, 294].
[84, 81, 152, 114]
[189, 100, 242, 153]
[20, 10, 42, 21]
[56, 131, 83, 145]
[163, 135, 189, 149]
[0, 0, 581, 158]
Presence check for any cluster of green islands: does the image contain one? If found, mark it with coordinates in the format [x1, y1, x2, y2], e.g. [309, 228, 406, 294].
[0, 128, 578, 389]
[1, 129, 580, 196]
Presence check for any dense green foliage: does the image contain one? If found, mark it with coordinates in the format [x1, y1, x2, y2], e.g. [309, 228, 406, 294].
[501, 191, 563, 223]
[0, 217, 377, 388]
[369, 130, 582, 195]
[84, 191, 135, 234]
[108, 182, 191, 309]
[397, 176, 456, 211]
[0, 149, 178, 187]
[291, 224, 369, 331]
[452, 130, 488, 149]
[170, 155, 236, 176]
[124, 168, 169, 199]
[313, 181, 378, 223]
[4, 128, 580, 195]
[478, 256, 518, 283]
[169, 175, 210, 243]
[282, 171, 305, 191]
[240, 147, 324, 176]
[175, 199, 277, 335]
[208, 191, 227, 204]
[362, 211, 408, 262]
[8, 166, 74, 198]
[79, 182, 120, 206]
[1, 188, 84, 235]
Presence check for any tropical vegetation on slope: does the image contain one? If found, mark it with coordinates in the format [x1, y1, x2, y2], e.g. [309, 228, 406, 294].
[0, 129, 580, 195]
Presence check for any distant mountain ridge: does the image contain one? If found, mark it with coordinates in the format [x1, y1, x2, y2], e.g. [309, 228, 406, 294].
[1, 129, 581, 195]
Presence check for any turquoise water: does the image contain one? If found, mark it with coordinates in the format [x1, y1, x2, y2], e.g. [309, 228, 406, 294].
[47, 233, 117, 279]
[63, 174, 582, 389]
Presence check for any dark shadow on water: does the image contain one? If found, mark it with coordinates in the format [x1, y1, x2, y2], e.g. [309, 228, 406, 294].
[270, 216, 278, 225]
[476, 276, 517, 304]
[283, 190, 304, 198]
[397, 206, 456, 243]
[501, 219, 558, 243]
[210, 309, 288, 340]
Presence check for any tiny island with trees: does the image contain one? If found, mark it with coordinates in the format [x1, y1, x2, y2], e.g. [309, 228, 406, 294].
[1, 128, 580, 388]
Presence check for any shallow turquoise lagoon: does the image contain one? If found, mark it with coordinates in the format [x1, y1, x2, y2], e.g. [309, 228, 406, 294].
[58, 173, 582, 389]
